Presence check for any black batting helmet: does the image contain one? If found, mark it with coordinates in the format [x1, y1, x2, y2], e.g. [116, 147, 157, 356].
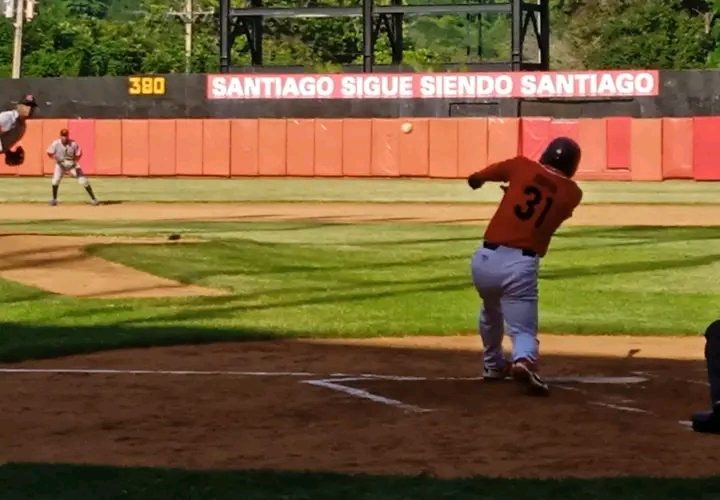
[539, 137, 581, 178]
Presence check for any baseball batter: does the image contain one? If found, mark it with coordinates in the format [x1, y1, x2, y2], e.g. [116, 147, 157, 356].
[467, 137, 583, 396]
[0, 94, 38, 167]
[47, 129, 99, 206]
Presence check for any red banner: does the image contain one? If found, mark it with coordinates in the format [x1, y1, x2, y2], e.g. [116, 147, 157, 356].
[207, 70, 659, 100]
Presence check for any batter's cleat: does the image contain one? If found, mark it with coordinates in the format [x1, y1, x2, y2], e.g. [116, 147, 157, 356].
[511, 359, 550, 397]
[90, 199, 99, 206]
[49, 199, 57, 206]
[483, 362, 511, 381]
[692, 402, 720, 434]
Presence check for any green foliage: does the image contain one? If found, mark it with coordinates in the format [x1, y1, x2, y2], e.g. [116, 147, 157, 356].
[558, 0, 713, 69]
[0, 0, 219, 76]
[67, 0, 110, 18]
[0, 0, 719, 76]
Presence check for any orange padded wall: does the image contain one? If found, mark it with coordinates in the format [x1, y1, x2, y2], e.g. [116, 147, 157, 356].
[457, 118, 488, 177]
[175, 119, 203, 176]
[342, 119, 372, 176]
[630, 119, 663, 181]
[520, 117, 551, 161]
[428, 119, 458, 178]
[576, 119, 609, 178]
[606, 117, 632, 169]
[230, 119, 259, 176]
[9, 117, 720, 181]
[148, 120, 176, 176]
[121, 120, 150, 176]
[662, 118, 693, 179]
[286, 119, 315, 176]
[94, 120, 122, 175]
[371, 119, 401, 177]
[314, 119, 343, 177]
[692, 116, 720, 180]
[549, 120, 580, 147]
[487, 118, 519, 164]
[399, 119, 429, 177]
[202, 119, 231, 177]
[258, 119, 287, 176]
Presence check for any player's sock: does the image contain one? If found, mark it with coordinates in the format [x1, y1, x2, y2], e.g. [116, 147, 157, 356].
[85, 185, 97, 201]
[52, 185, 58, 200]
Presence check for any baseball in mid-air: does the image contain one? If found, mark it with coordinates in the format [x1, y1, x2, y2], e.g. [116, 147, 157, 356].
[401, 122, 413, 134]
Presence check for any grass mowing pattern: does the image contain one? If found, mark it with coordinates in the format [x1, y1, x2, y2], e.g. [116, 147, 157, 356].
[0, 177, 717, 204]
[0, 220, 717, 361]
[2, 463, 720, 500]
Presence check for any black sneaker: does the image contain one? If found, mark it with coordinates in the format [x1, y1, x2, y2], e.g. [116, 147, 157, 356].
[692, 402, 720, 434]
[511, 359, 550, 397]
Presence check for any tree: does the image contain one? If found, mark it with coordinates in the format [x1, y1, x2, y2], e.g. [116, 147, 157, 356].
[0, 0, 718, 76]
[557, 0, 712, 69]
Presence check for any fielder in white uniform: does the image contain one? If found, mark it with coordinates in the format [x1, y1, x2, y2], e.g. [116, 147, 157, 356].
[47, 128, 99, 206]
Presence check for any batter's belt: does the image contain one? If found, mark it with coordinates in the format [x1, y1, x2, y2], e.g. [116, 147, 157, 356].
[483, 241, 537, 258]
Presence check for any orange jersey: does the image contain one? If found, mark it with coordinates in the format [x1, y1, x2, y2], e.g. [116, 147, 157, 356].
[474, 156, 583, 257]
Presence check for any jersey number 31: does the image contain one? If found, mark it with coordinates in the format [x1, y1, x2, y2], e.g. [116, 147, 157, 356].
[514, 185, 553, 228]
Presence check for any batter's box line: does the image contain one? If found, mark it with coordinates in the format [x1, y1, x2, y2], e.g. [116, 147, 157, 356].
[554, 384, 652, 415]
[302, 379, 433, 414]
[303, 375, 651, 414]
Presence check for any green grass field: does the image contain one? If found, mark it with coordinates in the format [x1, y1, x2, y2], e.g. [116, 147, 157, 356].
[0, 177, 718, 204]
[0, 220, 719, 363]
[4, 463, 720, 500]
[2, 178, 720, 499]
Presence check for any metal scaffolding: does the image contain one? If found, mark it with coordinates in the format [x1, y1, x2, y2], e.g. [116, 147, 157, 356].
[218, 0, 550, 73]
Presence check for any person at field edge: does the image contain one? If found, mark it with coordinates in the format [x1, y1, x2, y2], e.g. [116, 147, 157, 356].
[691, 320, 720, 433]
[47, 128, 99, 206]
[466, 136, 583, 397]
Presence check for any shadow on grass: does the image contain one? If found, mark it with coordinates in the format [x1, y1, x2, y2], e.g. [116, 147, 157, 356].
[0, 323, 282, 363]
[3, 463, 720, 500]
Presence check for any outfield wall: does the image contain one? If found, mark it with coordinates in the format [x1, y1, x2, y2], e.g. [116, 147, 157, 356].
[6, 116, 713, 181]
[0, 70, 718, 119]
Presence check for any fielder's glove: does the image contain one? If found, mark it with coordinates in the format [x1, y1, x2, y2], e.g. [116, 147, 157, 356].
[467, 172, 484, 190]
[4, 146, 24, 166]
[60, 158, 76, 169]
